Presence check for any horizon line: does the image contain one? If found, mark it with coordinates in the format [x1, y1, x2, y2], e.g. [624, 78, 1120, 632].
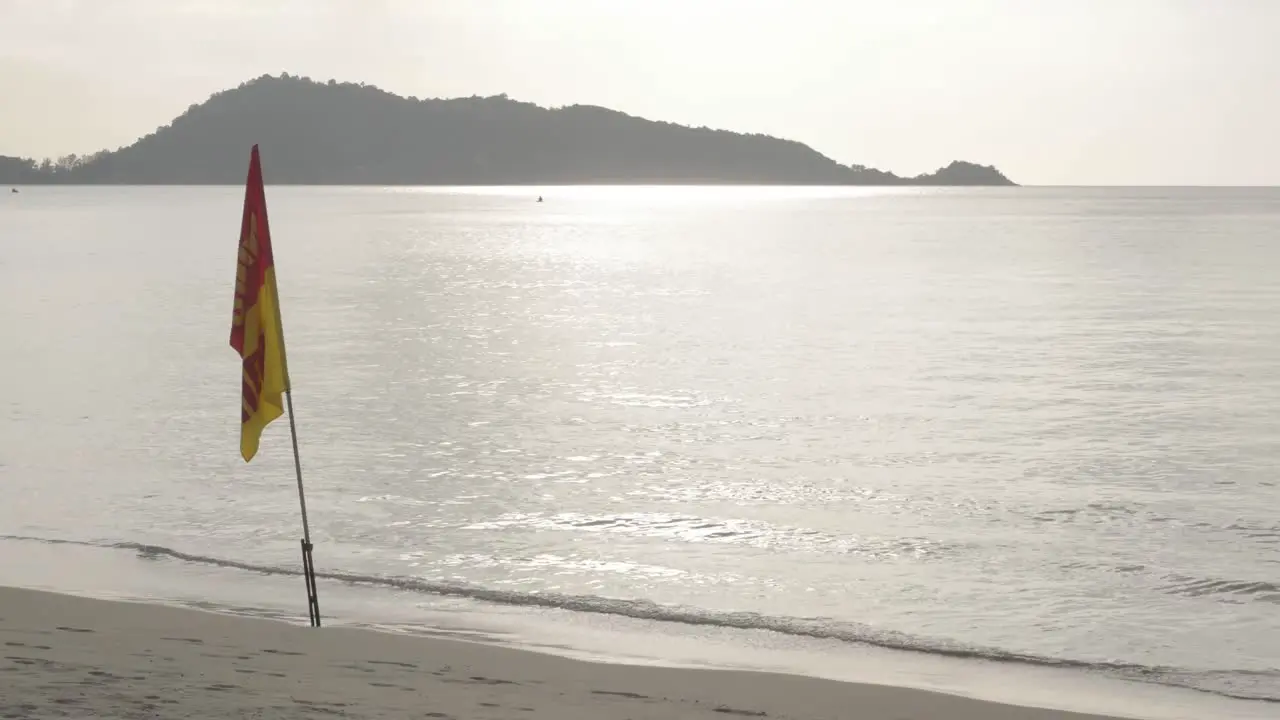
[7, 183, 1280, 189]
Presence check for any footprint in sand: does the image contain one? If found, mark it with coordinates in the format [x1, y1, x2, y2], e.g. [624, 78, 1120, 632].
[592, 690, 650, 700]
[368, 659, 418, 669]
[469, 675, 516, 685]
[713, 707, 768, 717]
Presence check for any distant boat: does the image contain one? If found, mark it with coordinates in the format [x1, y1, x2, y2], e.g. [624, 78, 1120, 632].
[9, 188, 16, 194]
[537, 195, 543, 203]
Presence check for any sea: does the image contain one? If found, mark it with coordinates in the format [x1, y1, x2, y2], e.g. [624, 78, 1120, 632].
[1, 185, 1277, 719]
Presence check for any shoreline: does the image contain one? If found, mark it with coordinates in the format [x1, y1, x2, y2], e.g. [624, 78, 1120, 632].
[0, 537, 1273, 720]
[1, 585, 1129, 720]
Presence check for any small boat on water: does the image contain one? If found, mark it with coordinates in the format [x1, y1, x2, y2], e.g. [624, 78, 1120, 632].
[9, 188, 17, 194]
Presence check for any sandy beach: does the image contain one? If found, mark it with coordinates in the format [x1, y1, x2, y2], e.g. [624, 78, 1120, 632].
[0, 586, 1129, 720]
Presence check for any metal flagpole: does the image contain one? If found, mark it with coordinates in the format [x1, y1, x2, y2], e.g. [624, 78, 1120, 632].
[284, 388, 321, 627]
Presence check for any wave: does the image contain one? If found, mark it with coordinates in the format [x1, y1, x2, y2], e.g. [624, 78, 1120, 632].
[1, 533, 1276, 704]
[461, 511, 952, 559]
[1159, 574, 1280, 604]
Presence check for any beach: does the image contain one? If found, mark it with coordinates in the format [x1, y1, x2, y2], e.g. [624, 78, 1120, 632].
[0, 586, 1127, 720]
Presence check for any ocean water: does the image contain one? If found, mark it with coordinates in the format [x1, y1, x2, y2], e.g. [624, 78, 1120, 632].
[2, 186, 1278, 716]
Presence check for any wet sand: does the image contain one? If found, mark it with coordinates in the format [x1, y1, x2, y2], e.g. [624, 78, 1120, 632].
[0, 586, 1127, 719]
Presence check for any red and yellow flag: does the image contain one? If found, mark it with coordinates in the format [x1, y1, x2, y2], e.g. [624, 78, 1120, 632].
[230, 145, 290, 462]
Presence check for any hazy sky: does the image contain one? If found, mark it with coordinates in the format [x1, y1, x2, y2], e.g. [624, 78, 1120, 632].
[2, 0, 1277, 185]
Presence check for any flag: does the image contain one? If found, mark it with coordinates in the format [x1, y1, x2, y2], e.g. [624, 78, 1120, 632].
[230, 145, 291, 462]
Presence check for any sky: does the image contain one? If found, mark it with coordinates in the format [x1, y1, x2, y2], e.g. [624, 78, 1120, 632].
[1, 0, 1277, 186]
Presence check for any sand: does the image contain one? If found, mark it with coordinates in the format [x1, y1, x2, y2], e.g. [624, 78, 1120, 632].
[0, 586, 1126, 720]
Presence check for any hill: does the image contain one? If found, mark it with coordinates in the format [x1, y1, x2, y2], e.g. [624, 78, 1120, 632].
[1, 74, 1014, 186]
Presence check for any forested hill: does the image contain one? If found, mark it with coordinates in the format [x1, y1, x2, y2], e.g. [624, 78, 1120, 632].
[1, 74, 1015, 186]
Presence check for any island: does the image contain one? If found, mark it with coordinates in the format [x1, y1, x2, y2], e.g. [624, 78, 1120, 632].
[0, 74, 1015, 187]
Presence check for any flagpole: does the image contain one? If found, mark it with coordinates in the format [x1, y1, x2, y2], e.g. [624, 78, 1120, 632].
[283, 388, 321, 627]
